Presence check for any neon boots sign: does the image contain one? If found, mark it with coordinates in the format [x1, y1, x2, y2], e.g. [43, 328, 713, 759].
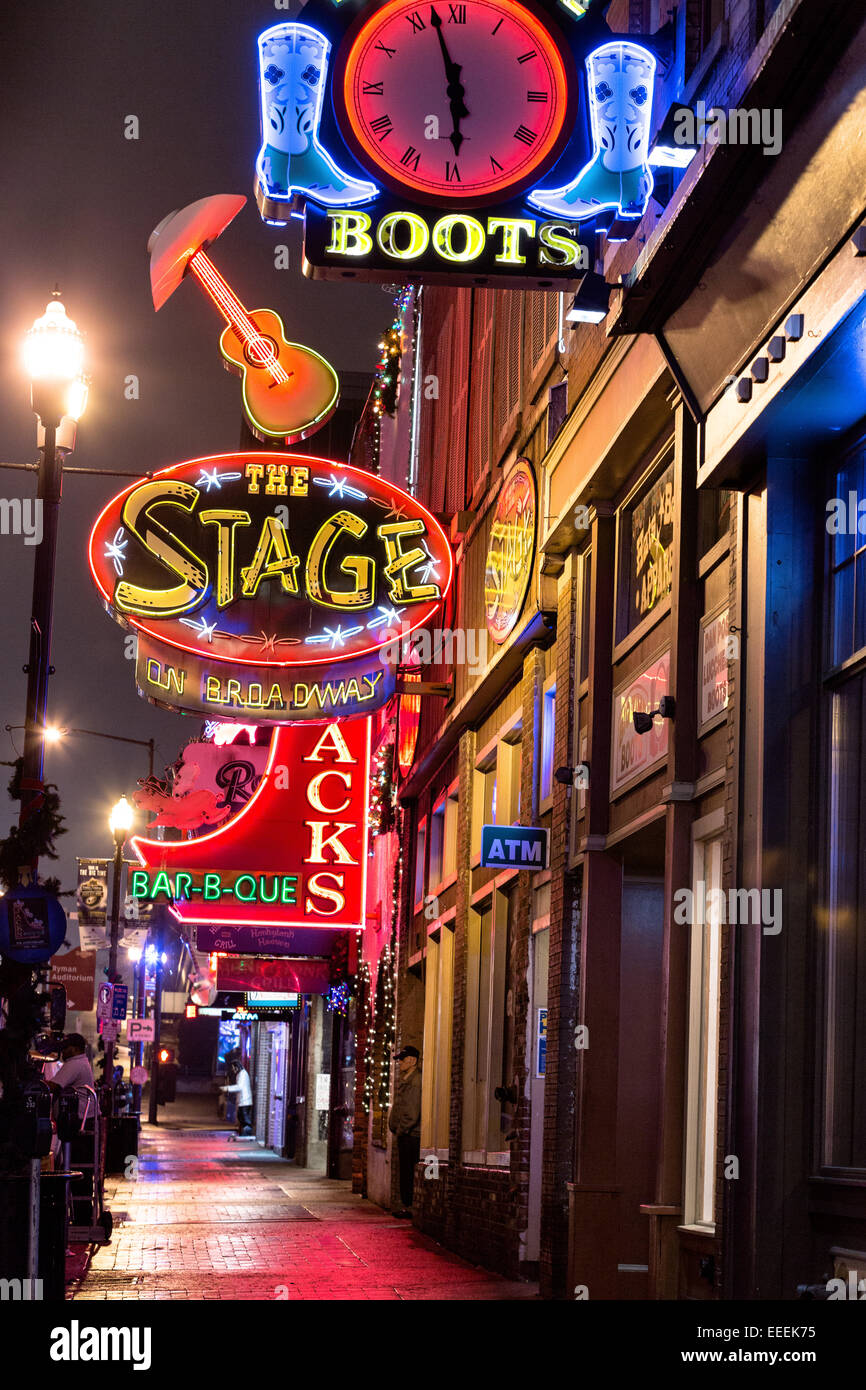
[254, 0, 661, 287]
[89, 452, 453, 721]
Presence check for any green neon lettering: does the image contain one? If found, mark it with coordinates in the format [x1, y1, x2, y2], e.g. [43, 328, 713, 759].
[258, 875, 279, 903]
[281, 876, 298, 904]
[203, 873, 221, 900]
[152, 871, 172, 899]
[174, 872, 192, 900]
[130, 870, 149, 899]
[234, 874, 257, 902]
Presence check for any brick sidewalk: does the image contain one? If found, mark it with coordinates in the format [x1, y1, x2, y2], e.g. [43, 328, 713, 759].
[69, 1124, 537, 1301]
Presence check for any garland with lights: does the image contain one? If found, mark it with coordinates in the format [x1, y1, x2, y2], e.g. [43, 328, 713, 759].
[325, 980, 351, 1017]
[360, 961, 374, 1115]
[371, 287, 412, 423]
[369, 739, 396, 840]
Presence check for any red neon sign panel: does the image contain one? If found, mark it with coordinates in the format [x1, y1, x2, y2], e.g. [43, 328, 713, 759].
[129, 718, 370, 932]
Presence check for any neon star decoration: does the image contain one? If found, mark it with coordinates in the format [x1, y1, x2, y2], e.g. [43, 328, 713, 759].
[313, 474, 368, 502]
[196, 468, 244, 492]
[255, 22, 378, 219]
[104, 528, 128, 576]
[305, 623, 366, 649]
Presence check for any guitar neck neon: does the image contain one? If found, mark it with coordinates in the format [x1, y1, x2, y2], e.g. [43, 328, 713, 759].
[188, 250, 290, 385]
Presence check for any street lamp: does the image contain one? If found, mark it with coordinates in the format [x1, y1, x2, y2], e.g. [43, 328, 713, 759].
[103, 797, 134, 1100]
[18, 292, 86, 873]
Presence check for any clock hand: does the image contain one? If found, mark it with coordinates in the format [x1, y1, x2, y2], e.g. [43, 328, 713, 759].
[430, 5, 469, 157]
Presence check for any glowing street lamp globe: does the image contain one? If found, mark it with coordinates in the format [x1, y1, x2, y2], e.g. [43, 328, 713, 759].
[109, 795, 135, 841]
[22, 296, 86, 425]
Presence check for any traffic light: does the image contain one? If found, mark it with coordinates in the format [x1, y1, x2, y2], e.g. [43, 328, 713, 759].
[155, 1046, 177, 1104]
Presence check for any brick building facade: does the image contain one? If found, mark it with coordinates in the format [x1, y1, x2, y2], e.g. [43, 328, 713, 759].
[353, 0, 866, 1299]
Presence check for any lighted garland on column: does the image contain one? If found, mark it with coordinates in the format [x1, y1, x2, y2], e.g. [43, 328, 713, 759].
[360, 960, 374, 1115]
[375, 942, 395, 1113]
[371, 287, 412, 423]
[369, 740, 396, 840]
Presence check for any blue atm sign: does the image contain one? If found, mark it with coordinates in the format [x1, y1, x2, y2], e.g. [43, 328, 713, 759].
[480, 825, 549, 871]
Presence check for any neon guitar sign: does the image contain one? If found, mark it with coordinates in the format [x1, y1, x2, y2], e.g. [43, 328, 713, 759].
[148, 194, 338, 443]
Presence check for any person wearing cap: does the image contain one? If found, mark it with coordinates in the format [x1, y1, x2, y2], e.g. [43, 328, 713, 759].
[49, 1034, 95, 1105]
[388, 1045, 422, 1217]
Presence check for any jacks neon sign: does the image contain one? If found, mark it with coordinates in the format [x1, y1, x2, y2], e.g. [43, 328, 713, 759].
[130, 718, 371, 934]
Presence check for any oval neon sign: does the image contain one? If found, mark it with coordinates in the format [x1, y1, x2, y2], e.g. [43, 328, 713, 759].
[89, 452, 453, 667]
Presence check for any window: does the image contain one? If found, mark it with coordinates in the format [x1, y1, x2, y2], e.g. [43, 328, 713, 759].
[683, 824, 724, 1227]
[474, 755, 497, 839]
[414, 817, 427, 910]
[428, 788, 459, 889]
[463, 887, 514, 1162]
[421, 925, 455, 1152]
[540, 683, 556, 806]
[498, 735, 522, 825]
[579, 548, 592, 684]
[828, 444, 866, 669]
[547, 381, 568, 450]
[698, 488, 732, 559]
[685, 0, 725, 81]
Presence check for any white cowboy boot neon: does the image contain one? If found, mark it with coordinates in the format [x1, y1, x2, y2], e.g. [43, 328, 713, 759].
[529, 41, 656, 220]
[256, 22, 378, 210]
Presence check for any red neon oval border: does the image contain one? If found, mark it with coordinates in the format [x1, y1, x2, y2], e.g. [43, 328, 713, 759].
[88, 452, 454, 668]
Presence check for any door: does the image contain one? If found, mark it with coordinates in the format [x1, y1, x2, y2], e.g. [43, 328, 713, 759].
[617, 876, 664, 1298]
[269, 1024, 287, 1154]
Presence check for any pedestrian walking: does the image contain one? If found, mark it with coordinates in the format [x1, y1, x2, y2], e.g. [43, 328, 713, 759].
[220, 1057, 253, 1136]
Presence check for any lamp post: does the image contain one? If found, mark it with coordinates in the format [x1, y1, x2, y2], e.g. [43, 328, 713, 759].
[18, 293, 87, 871]
[104, 796, 134, 1101]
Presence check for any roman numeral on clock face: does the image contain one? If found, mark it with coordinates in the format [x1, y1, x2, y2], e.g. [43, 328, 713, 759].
[406, 10, 426, 31]
[445, 161, 461, 181]
[514, 123, 537, 145]
[400, 145, 421, 170]
[489, 154, 504, 173]
[517, 50, 536, 64]
[362, 80, 384, 95]
[370, 113, 393, 139]
[527, 90, 548, 102]
[448, 3, 466, 20]
[374, 40, 397, 58]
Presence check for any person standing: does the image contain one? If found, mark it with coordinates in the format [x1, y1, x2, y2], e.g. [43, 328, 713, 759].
[388, 1045, 422, 1217]
[221, 1058, 253, 1136]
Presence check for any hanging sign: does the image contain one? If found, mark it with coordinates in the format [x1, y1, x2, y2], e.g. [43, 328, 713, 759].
[89, 453, 452, 722]
[254, 2, 660, 285]
[480, 823, 549, 868]
[0, 886, 67, 965]
[76, 859, 109, 930]
[132, 738, 270, 830]
[484, 458, 537, 644]
[50, 948, 97, 1014]
[699, 606, 730, 730]
[129, 719, 371, 949]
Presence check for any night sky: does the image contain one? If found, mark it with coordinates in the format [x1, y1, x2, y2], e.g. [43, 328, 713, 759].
[0, 0, 386, 904]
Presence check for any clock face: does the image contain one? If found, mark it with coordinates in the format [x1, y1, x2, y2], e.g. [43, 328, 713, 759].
[335, 0, 573, 205]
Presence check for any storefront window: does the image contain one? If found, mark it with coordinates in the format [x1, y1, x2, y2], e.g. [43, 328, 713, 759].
[698, 488, 732, 559]
[829, 445, 866, 669]
[421, 925, 455, 1152]
[462, 887, 513, 1163]
[683, 827, 724, 1227]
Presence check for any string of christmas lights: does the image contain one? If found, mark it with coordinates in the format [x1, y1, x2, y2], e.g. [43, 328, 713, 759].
[369, 738, 396, 840]
[371, 286, 412, 422]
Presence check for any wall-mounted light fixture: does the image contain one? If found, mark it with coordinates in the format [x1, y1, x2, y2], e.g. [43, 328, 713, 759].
[633, 695, 675, 735]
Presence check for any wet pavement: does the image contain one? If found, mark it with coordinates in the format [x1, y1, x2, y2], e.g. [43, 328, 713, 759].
[68, 1120, 537, 1301]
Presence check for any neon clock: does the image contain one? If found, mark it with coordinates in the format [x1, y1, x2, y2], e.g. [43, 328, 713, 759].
[333, 0, 576, 206]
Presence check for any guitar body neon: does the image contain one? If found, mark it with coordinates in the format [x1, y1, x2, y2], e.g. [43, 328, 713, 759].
[218, 308, 339, 443]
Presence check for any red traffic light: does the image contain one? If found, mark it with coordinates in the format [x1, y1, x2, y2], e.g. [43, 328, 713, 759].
[158, 1047, 174, 1064]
